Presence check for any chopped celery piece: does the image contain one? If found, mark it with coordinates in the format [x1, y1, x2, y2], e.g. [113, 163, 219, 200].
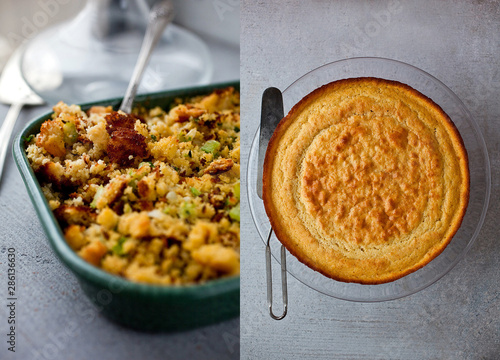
[138, 161, 154, 168]
[229, 204, 240, 222]
[112, 237, 127, 256]
[63, 122, 78, 145]
[190, 187, 201, 196]
[128, 179, 137, 190]
[179, 202, 196, 219]
[90, 186, 104, 209]
[200, 140, 220, 154]
[177, 133, 192, 142]
[23, 134, 35, 143]
[123, 203, 132, 214]
[233, 182, 240, 200]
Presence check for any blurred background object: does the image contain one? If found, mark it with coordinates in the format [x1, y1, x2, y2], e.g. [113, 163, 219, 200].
[19, 0, 212, 104]
[0, 0, 239, 104]
[0, 0, 84, 71]
[173, 0, 240, 47]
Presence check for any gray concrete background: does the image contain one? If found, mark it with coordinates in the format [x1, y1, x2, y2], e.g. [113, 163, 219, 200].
[0, 4, 239, 360]
[241, 1, 500, 359]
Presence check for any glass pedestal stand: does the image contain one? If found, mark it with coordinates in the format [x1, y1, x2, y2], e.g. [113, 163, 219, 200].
[21, 0, 212, 105]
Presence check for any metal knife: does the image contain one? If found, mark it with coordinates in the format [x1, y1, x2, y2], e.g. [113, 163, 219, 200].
[257, 87, 284, 199]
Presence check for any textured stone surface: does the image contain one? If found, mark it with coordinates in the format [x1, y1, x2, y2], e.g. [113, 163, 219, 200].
[241, 0, 500, 359]
[0, 35, 239, 360]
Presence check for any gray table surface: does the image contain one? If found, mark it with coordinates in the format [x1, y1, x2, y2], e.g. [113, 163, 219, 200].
[0, 34, 239, 359]
[241, 1, 499, 359]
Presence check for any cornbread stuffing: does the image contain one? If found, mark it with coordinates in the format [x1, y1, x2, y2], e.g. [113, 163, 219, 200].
[26, 87, 240, 285]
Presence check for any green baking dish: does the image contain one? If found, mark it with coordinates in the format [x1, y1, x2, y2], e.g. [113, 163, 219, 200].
[13, 81, 240, 332]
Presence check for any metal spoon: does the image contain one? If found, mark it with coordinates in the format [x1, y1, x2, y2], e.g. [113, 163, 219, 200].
[120, 0, 174, 113]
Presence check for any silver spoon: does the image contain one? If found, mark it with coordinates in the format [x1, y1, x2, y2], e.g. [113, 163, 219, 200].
[120, 0, 174, 113]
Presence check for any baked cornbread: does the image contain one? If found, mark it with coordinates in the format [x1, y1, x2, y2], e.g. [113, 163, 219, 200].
[262, 78, 469, 284]
[26, 87, 240, 285]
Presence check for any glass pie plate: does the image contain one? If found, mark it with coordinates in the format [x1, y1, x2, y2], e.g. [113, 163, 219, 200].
[247, 57, 490, 302]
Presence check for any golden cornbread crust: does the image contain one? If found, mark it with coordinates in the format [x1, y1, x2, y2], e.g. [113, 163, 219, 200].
[263, 78, 469, 284]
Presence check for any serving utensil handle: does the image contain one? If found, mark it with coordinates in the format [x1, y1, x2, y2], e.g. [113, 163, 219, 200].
[257, 88, 284, 199]
[120, 0, 174, 114]
[0, 102, 24, 183]
[266, 228, 288, 320]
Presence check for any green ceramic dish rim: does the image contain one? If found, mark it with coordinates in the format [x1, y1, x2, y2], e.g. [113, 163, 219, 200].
[13, 81, 240, 300]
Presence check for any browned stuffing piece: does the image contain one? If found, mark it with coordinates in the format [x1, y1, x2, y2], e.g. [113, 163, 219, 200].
[107, 128, 149, 166]
[204, 158, 234, 175]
